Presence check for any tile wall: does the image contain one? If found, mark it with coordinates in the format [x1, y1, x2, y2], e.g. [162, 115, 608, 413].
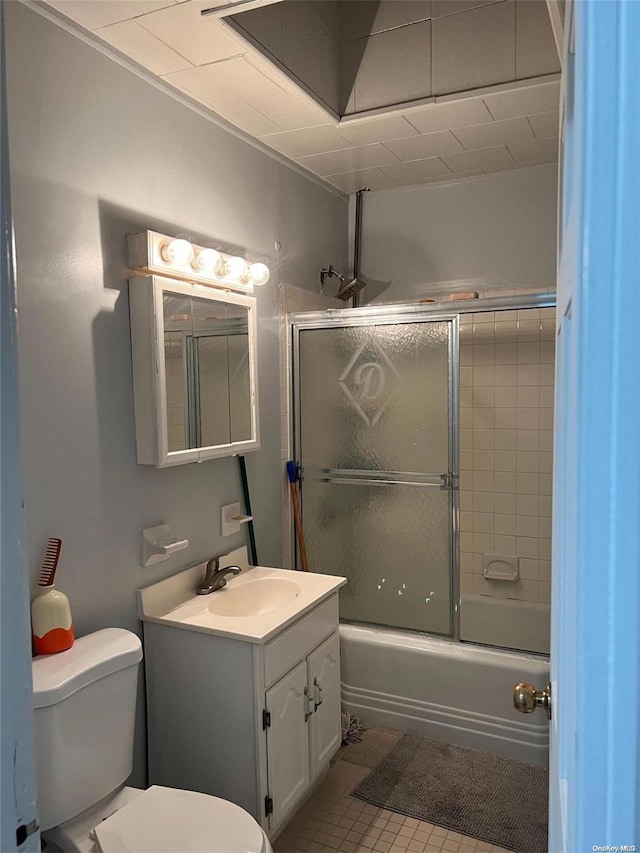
[458, 307, 555, 607]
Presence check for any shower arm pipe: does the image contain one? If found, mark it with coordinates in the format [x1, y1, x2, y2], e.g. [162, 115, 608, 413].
[351, 187, 370, 308]
[353, 187, 368, 279]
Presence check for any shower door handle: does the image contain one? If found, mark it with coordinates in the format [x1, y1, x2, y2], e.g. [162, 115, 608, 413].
[513, 682, 552, 720]
[440, 472, 459, 490]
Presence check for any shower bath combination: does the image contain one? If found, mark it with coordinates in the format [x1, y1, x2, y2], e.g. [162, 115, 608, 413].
[288, 292, 556, 766]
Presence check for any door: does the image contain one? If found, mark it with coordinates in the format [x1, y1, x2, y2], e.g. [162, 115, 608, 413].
[295, 316, 455, 637]
[308, 632, 341, 779]
[0, 5, 40, 851]
[265, 661, 310, 831]
[549, 0, 640, 848]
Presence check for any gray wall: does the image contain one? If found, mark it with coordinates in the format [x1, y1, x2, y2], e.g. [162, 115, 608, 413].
[5, 1, 347, 786]
[356, 165, 558, 301]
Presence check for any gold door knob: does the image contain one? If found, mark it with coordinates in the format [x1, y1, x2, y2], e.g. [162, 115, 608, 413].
[513, 682, 552, 720]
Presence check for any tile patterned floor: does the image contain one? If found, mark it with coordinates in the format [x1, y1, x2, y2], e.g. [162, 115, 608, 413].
[274, 726, 512, 853]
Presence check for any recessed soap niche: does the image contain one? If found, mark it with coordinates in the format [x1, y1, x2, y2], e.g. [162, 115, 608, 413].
[483, 554, 520, 582]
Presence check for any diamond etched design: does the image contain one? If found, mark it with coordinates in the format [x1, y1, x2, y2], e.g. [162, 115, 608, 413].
[339, 340, 400, 427]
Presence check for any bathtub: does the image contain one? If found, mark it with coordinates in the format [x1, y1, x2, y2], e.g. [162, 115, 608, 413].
[340, 623, 550, 767]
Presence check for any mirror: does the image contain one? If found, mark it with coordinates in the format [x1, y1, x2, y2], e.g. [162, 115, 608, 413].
[129, 276, 259, 466]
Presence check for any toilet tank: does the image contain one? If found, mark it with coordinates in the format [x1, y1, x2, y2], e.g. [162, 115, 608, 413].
[32, 628, 143, 832]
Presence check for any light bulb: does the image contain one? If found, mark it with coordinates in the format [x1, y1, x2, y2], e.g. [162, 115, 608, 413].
[249, 262, 270, 286]
[161, 239, 194, 267]
[194, 248, 222, 276]
[226, 256, 248, 281]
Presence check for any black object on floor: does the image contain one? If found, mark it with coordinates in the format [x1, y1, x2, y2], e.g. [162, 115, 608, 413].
[351, 733, 548, 853]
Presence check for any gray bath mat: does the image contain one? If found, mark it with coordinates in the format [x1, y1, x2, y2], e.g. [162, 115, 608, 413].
[351, 734, 548, 853]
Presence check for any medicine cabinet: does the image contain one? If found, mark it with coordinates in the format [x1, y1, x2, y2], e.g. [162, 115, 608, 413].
[129, 275, 259, 466]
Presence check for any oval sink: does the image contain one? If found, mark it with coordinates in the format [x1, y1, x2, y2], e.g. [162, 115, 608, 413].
[207, 578, 301, 617]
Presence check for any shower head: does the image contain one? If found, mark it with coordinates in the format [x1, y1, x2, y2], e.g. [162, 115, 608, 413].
[320, 264, 367, 300]
[336, 276, 367, 300]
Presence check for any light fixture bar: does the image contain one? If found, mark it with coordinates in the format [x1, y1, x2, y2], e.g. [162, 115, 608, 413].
[126, 230, 270, 293]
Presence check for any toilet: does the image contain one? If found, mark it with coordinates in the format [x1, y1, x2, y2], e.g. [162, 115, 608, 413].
[32, 628, 273, 853]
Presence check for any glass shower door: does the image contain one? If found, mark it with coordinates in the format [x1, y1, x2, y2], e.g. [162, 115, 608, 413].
[295, 319, 455, 637]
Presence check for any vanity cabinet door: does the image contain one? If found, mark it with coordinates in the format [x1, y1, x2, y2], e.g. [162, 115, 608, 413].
[307, 631, 341, 780]
[265, 660, 310, 831]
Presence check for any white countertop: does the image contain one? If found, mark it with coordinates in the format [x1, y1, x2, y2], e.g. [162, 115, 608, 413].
[137, 547, 346, 644]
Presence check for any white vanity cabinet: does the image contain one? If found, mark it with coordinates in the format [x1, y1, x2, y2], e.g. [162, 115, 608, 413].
[264, 627, 341, 829]
[140, 566, 345, 839]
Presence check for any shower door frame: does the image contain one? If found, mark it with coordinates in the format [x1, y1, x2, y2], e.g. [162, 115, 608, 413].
[289, 292, 557, 644]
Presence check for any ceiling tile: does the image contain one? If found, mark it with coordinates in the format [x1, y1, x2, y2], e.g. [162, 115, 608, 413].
[441, 144, 515, 172]
[324, 168, 397, 193]
[167, 56, 287, 106]
[384, 130, 464, 161]
[508, 137, 558, 164]
[206, 100, 282, 136]
[419, 169, 484, 185]
[248, 90, 333, 133]
[516, 0, 561, 79]
[230, 3, 283, 59]
[481, 161, 556, 175]
[405, 98, 493, 133]
[367, 0, 432, 38]
[483, 80, 560, 120]
[47, 0, 177, 30]
[297, 143, 400, 177]
[307, 0, 340, 40]
[349, 21, 432, 113]
[96, 20, 192, 75]
[136, 1, 245, 66]
[281, 2, 340, 113]
[431, 0, 505, 17]
[453, 116, 534, 149]
[238, 51, 336, 131]
[260, 125, 353, 159]
[528, 110, 560, 139]
[379, 157, 452, 184]
[432, 0, 515, 95]
[338, 1, 381, 44]
[337, 115, 419, 146]
[338, 1, 431, 44]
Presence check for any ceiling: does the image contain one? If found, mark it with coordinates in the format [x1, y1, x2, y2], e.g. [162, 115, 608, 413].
[40, 0, 561, 194]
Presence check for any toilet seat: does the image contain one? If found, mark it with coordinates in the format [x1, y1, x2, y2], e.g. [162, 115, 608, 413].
[92, 786, 269, 853]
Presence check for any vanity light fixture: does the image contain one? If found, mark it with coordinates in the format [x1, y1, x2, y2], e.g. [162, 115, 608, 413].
[127, 230, 270, 294]
[249, 262, 270, 286]
[160, 238, 194, 267]
[225, 255, 249, 281]
[194, 247, 223, 275]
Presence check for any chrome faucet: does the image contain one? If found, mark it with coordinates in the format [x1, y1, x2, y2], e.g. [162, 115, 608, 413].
[197, 555, 242, 595]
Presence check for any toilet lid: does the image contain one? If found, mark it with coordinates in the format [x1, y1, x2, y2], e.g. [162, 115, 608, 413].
[93, 786, 267, 853]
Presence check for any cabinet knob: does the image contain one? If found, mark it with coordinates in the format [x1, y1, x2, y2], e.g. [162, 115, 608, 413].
[313, 677, 324, 711]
